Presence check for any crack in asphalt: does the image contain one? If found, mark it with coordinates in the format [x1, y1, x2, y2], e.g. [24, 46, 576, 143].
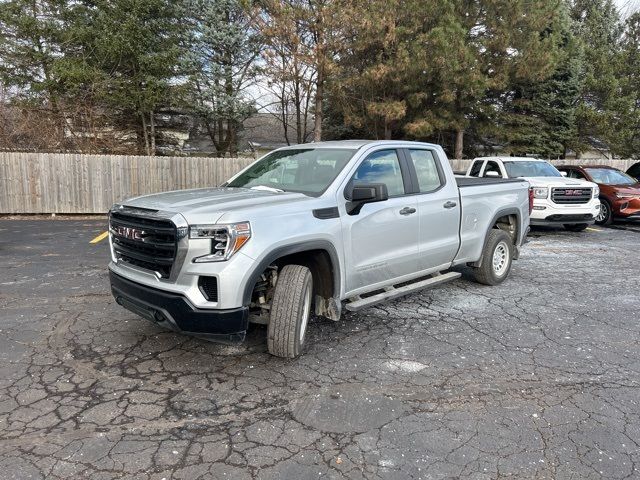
[0, 220, 639, 479]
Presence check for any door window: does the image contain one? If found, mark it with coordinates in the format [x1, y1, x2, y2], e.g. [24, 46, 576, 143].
[407, 149, 443, 193]
[568, 169, 586, 180]
[469, 160, 483, 177]
[352, 150, 405, 196]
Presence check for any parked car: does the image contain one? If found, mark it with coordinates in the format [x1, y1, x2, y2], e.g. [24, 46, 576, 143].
[109, 140, 531, 358]
[467, 157, 600, 232]
[556, 165, 640, 225]
[627, 162, 640, 182]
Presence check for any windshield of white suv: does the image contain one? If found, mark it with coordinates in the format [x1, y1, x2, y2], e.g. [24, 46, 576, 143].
[227, 148, 355, 196]
[585, 168, 637, 185]
[503, 161, 562, 178]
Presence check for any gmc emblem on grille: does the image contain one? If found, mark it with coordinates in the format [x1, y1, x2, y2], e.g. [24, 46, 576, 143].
[114, 226, 146, 241]
[564, 189, 583, 196]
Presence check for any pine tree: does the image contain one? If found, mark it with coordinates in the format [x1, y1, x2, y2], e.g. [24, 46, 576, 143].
[329, 0, 565, 158]
[182, 0, 261, 156]
[88, 0, 183, 154]
[328, 0, 413, 140]
[405, 0, 564, 159]
[490, 6, 583, 158]
[569, 0, 624, 156]
[609, 12, 640, 158]
[0, 0, 73, 147]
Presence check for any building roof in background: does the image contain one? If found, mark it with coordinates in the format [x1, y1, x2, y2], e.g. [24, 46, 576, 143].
[242, 113, 314, 150]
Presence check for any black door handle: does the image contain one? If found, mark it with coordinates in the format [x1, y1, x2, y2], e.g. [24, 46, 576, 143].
[399, 207, 416, 215]
[443, 201, 457, 209]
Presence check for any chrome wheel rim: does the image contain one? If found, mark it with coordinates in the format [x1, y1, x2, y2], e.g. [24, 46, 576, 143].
[596, 202, 608, 223]
[492, 241, 509, 277]
[299, 282, 312, 343]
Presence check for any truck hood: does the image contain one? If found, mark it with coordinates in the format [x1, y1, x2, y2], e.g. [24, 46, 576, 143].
[523, 176, 597, 189]
[121, 187, 312, 223]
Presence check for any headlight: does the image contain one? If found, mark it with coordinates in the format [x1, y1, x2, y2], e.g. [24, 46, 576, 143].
[190, 222, 251, 262]
[593, 186, 599, 198]
[615, 192, 639, 199]
[532, 187, 548, 199]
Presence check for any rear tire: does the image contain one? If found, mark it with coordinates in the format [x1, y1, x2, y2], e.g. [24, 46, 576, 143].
[473, 229, 514, 286]
[267, 265, 313, 358]
[595, 199, 613, 225]
[563, 223, 588, 232]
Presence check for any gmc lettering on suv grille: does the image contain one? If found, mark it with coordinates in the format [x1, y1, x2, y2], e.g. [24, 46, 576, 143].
[551, 187, 592, 205]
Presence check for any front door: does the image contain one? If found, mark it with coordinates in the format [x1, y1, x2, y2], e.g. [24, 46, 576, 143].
[339, 149, 419, 295]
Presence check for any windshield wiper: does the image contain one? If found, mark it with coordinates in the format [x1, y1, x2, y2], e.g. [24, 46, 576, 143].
[250, 185, 285, 193]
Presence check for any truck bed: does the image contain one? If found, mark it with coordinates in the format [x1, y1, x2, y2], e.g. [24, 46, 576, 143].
[456, 176, 524, 187]
[453, 175, 530, 267]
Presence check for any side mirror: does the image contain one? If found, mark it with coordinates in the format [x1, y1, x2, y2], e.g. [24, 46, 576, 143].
[346, 183, 388, 215]
[485, 171, 501, 178]
[560, 171, 568, 177]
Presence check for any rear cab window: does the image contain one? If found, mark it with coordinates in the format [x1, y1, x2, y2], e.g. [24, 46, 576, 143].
[482, 161, 502, 178]
[469, 160, 483, 177]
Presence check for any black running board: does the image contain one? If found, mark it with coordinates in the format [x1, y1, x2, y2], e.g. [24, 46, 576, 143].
[345, 272, 462, 312]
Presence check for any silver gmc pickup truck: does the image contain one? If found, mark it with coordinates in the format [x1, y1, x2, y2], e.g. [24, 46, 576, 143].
[109, 140, 531, 357]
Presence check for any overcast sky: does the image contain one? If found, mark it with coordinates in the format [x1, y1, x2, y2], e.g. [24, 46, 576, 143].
[615, 0, 640, 16]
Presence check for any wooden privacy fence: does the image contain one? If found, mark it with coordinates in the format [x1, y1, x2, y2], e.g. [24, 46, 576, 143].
[0, 152, 637, 214]
[0, 153, 255, 214]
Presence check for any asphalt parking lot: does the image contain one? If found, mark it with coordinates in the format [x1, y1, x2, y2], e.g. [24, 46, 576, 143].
[1, 219, 640, 480]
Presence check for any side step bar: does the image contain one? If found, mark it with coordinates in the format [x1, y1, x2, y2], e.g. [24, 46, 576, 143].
[345, 271, 462, 312]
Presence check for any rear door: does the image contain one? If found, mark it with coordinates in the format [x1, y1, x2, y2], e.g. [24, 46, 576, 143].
[339, 148, 419, 294]
[402, 148, 461, 271]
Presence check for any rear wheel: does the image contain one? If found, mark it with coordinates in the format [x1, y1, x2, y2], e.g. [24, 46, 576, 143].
[267, 264, 313, 358]
[473, 229, 514, 286]
[595, 199, 613, 225]
[563, 223, 588, 232]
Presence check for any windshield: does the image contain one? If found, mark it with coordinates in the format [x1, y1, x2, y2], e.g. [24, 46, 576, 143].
[503, 161, 562, 178]
[227, 148, 355, 195]
[585, 168, 637, 185]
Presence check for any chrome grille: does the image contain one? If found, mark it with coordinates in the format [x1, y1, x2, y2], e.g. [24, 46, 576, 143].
[110, 210, 177, 278]
[551, 187, 592, 204]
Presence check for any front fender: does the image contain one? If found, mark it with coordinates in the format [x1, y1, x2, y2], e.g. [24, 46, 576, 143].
[241, 240, 342, 305]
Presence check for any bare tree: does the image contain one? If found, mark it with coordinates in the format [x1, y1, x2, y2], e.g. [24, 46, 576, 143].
[257, 0, 343, 142]
[257, 9, 315, 144]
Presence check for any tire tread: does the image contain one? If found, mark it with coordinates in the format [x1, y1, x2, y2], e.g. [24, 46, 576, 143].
[473, 229, 514, 286]
[267, 264, 312, 358]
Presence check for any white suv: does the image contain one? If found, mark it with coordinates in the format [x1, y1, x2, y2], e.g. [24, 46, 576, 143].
[467, 157, 600, 232]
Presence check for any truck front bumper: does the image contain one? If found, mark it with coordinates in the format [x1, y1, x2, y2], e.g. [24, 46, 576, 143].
[530, 213, 596, 226]
[530, 197, 600, 226]
[110, 271, 249, 342]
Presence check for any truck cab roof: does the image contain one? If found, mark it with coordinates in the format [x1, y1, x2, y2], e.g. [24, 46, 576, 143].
[277, 140, 441, 151]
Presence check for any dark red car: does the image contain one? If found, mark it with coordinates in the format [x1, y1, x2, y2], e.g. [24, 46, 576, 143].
[556, 165, 640, 225]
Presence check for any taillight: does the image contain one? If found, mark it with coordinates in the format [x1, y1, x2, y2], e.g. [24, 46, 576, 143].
[528, 187, 534, 214]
